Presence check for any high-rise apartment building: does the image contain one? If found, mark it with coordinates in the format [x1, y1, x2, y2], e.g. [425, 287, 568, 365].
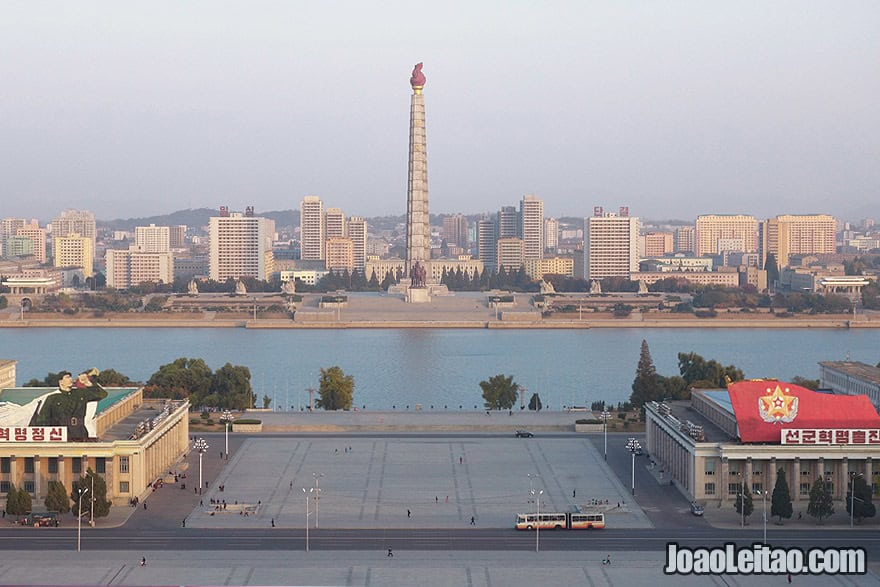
[477, 218, 497, 270]
[3, 236, 35, 258]
[496, 237, 524, 272]
[300, 196, 325, 261]
[16, 221, 47, 264]
[54, 233, 94, 277]
[497, 206, 519, 239]
[348, 216, 367, 271]
[208, 212, 275, 281]
[326, 237, 354, 273]
[674, 226, 696, 254]
[758, 214, 837, 269]
[135, 224, 171, 253]
[642, 232, 674, 258]
[169, 225, 187, 249]
[695, 215, 757, 256]
[325, 208, 346, 240]
[584, 207, 640, 280]
[544, 218, 559, 253]
[0, 218, 25, 255]
[520, 195, 544, 260]
[51, 209, 97, 250]
[442, 214, 469, 250]
[106, 249, 174, 289]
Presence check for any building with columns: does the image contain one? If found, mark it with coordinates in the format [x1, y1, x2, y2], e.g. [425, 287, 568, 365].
[0, 360, 190, 511]
[646, 380, 880, 510]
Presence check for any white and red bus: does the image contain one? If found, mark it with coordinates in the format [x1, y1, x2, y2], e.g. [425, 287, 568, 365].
[514, 511, 605, 530]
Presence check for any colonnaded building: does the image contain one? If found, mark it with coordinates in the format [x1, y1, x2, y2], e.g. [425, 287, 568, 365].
[647, 362, 880, 508]
[0, 359, 189, 510]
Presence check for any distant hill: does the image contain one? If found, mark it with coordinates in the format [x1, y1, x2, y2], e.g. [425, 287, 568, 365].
[100, 208, 301, 231]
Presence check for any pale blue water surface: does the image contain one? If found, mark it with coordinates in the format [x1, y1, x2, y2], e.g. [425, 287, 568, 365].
[1, 328, 877, 410]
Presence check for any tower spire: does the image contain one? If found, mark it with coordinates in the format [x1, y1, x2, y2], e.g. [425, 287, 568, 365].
[405, 63, 430, 278]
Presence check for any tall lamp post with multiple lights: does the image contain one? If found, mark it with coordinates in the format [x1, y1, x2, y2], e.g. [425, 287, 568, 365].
[626, 438, 641, 495]
[600, 410, 611, 460]
[312, 472, 324, 528]
[530, 488, 543, 553]
[302, 487, 314, 552]
[222, 410, 235, 458]
[194, 438, 209, 494]
[76, 486, 89, 552]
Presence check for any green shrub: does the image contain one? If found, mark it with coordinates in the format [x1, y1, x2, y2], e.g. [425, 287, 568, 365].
[234, 418, 262, 425]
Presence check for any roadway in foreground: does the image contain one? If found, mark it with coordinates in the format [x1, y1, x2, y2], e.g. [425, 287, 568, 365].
[2, 426, 879, 586]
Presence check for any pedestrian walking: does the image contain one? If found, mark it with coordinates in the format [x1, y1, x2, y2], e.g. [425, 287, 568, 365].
[470, 516, 475, 525]
[459, 456, 463, 464]
[407, 509, 411, 518]
[573, 489, 576, 498]
[143, 502, 147, 510]
[787, 573, 792, 583]
[387, 548, 393, 557]
[290, 481, 293, 489]
[271, 518, 275, 528]
[140, 557, 146, 567]
[435, 496, 438, 503]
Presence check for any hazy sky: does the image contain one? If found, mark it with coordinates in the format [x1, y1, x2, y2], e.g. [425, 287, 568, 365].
[1, 1, 878, 223]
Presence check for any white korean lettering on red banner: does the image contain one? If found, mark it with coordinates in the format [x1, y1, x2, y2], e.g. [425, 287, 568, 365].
[781, 429, 880, 445]
[0, 426, 68, 442]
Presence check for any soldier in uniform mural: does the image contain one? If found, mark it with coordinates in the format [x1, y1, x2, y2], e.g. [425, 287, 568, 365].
[30, 369, 107, 441]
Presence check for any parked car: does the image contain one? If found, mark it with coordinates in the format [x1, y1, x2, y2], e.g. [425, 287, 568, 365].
[690, 502, 705, 516]
[515, 430, 534, 438]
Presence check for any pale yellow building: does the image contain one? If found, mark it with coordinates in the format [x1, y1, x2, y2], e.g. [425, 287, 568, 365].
[523, 256, 574, 280]
[325, 237, 354, 273]
[53, 233, 94, 277]
[695, 214, 758, 256]
[759, 214, 837, 269]
[16, 221, 47, 264]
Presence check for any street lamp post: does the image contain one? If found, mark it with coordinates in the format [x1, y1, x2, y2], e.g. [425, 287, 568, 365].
[222, 410, 235, 458]
[600, 410, 611, 461]
[302, 487, 313, 552]
[530, 489, 543, 553]
[626, 438, 641, 495]
[850, 472, 864, 528]
[755, 489, 767, 544]
[77, 487, 89, 552]
[90, 474, 95, 527]
[194, 438, 209, 495]
[312, 472, 324, 528]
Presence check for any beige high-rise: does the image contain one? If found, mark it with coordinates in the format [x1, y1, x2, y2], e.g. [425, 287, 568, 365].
[759, 214, 837, 268]
[695, 214, 758, 256]
[300, 196, 325, 261]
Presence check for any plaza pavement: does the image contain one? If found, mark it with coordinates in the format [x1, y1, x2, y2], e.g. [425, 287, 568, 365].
[3, 410, 879, 586]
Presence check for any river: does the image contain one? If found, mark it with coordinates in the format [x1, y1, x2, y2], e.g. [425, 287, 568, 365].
[1, 328, 877, 410]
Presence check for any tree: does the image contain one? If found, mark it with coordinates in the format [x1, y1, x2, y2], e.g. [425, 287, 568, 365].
[846, 474, 876, 524]
[71, 469, 110, 519]
[5, 483, 21, 515]
[734, 483, 754, 523]
[528, 392, 542, 411]
[807, 477, 834, 523]
[208, 363, 254, 409]
[770, 468, 793, 524]
[94, 368, 136, 387]
[262, 394, 272, 409]
[791, 376, 819, 391]
[44, 480, 71, 513]
[316, 366, 354, 410]
[765, 253, 780, 285]
[479, 374, 519, 410]
[630, 340, 662, 415]
[146, 357, 212, 400]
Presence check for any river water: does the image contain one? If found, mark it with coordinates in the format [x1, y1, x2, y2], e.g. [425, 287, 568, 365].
[1, 328, 877, 410]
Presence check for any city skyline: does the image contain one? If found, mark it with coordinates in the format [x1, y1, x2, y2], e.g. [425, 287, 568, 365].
[1, 2, 878, 222]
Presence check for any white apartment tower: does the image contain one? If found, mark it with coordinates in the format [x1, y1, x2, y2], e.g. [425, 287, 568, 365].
[585, 207, 640, 280]
[520, 195, 544, 260]
[300, 196, 325, 261]
[695, 214, 758, 256]
[135, 224, 171, 253]
[325, 208, 346, 240]
[544, 218, 559, 253]
[758, 214, 837, 269]
[51, 209, 97, 250]
[209, 212, 275, 281]
[348, 216, 367, 271]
